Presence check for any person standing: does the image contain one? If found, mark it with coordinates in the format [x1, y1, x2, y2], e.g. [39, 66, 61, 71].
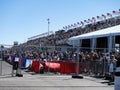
[109, 55, 117, 82]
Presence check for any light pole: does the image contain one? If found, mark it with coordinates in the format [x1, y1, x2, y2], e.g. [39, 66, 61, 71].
[47, 18, 50, 73]
[47, 18, 50, 36]
[72, 41, 83, 79]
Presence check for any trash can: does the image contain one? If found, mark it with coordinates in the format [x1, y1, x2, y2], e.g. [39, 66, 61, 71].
[115, 67, 120, 90]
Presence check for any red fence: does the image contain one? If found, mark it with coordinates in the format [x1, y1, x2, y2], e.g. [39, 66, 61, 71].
[31, 60, 82, 74]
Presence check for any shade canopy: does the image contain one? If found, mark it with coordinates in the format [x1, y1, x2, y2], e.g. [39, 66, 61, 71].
[68, 25, 120, 41]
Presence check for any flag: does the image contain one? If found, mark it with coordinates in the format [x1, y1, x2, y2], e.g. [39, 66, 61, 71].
[88, 19, 92, 23]
[63, 26, 68, 30]
[68, 25, 71, 28]
[107, 13, 112, 17]
[96, 16, 103, 20]
[92, 17, 96, 22]
[71, 24, 74, 27]
[74, 23, 77, 27]
[84, 20, 87, 23]
[112, 10, 120, 15]
[84, 20, 89, 23]
[101, 14, 106, 19]
[65, 26, 67, 29]
[97, 16, 100, 19]
[77, 22, 81, 25]
[113, 10, 117, 14]
[63, 27, 65, 29]
[97, 16, 101, 19]
[81, 21, 84, 25]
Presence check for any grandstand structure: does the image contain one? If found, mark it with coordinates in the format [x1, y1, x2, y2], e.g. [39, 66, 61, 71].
[11, 9, 120, 53]
[28, 31, 54, 41]
[2, 10, 120, 77]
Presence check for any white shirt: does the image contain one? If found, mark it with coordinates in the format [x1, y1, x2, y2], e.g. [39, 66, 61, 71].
[109, 62, 114, 73]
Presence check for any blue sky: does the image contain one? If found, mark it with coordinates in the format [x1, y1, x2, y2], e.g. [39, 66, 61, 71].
[0, 0, 120, 45]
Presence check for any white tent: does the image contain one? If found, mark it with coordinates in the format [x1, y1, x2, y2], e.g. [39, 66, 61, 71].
[68, 25, 120, 52]
[68, 25, 120, 41]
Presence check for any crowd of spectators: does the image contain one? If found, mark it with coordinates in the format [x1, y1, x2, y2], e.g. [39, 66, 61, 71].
[8, 15, 120, 62]
[2, 14, 120, 82]
[8, 15, 120, 63]
[25, 15, 120, 46]
[4, 47, 119, 80]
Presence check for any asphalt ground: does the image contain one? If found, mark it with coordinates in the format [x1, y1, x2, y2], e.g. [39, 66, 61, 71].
[0, 60, 114, 90]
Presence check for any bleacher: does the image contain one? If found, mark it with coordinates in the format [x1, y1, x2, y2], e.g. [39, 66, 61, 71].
[25, 15, 120, 47]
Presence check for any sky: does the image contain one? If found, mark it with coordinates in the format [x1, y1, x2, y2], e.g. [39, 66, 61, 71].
[0, 0, 120, 46]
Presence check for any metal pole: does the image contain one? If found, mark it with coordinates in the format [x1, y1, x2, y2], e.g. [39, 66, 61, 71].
[0, 46, 2, 75]
[47, 18, 50, 36]
[72, 40, 83, 79]
[115, 17, 116, 26]
[76, 52, 79, 75]
[76, 40, 80, 76]
[39, 39, 41, 51]
[47, 18, 50, 73]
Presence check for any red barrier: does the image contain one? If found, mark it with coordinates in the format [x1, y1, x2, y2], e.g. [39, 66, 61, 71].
[45, 61, 81, 74]
[31, 60, 42, 73]
[45, 62, 60, 72]
[60, 62, 65, 74]
[60, 62, 81, 74]
[34, 60, 39, 73]
[31, 60, 82, 74]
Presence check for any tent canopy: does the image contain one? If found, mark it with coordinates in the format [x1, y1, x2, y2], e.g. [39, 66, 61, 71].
[68, 25, 120, 41]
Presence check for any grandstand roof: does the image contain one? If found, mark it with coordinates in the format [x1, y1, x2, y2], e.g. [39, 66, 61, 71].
[68, 25, 120, 41]
[28, 31, 54, 41]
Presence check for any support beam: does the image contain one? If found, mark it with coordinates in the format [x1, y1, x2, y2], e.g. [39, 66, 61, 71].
[91, 38, 96, 51]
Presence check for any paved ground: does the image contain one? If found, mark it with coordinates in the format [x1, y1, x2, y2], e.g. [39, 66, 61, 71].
[0, 60, 114, 90]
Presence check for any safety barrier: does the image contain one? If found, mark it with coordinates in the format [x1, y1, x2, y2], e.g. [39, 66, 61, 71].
[5, 55, 110, 76]
[31, 60, 82, 74]
[6, 55, 34, 69]
[80, 60, 109, 77]
[35, 60, 108, 76]
[45, 61, 60, 72]
[60, 62, 81, 74]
